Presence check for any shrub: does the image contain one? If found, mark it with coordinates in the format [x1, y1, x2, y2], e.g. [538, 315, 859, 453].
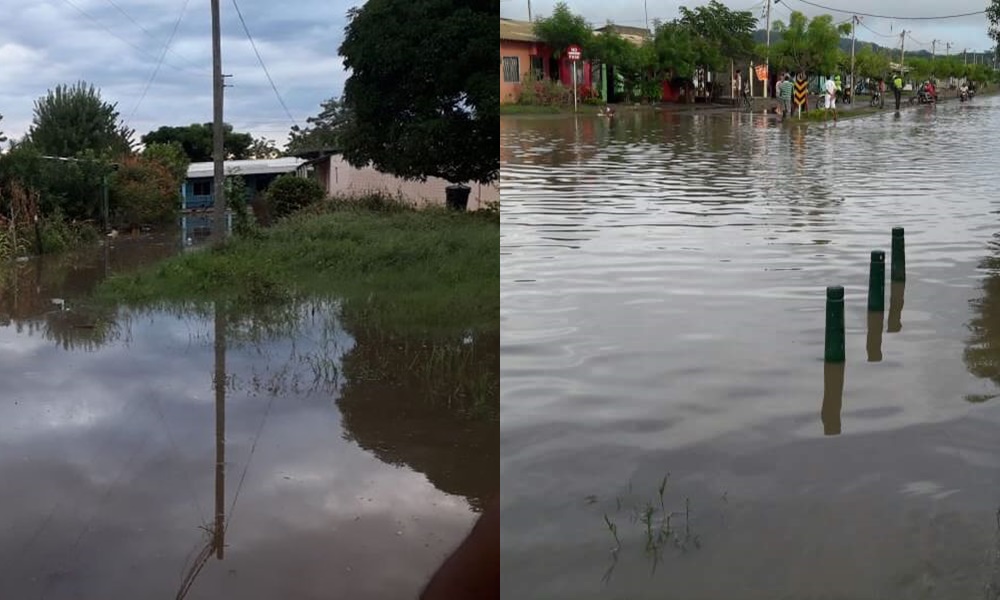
[265, 175, 326, 219]
[110, 155, 180, 227]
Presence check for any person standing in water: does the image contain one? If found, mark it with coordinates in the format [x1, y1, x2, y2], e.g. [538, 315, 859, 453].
[824, 75, 838, 122]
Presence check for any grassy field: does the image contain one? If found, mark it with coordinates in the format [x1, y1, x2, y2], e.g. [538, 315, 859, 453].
[97, 198, 500, 335]
[500, 103, 605, 115]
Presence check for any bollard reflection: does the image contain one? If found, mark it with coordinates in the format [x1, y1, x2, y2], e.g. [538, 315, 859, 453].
[888, 281, 905, 333]
[821, 362, 845, 436]
[867, 311, 885, 362]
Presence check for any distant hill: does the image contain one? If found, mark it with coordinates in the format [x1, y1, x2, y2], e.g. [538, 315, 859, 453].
[752, 30, 945, 59]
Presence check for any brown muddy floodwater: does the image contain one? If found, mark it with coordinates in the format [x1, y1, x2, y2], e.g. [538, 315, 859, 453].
[0, 234, 498, 598]
[501, 98, 1000, 598]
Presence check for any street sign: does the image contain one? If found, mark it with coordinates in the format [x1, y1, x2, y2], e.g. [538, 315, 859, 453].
[567, 45, 582, 61]
[793, 76, 809, 111]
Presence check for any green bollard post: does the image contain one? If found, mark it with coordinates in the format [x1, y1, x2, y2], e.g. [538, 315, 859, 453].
[825, 286, 845, 363]
[891, 227, 906, 282]
[867, 250, 886, 312]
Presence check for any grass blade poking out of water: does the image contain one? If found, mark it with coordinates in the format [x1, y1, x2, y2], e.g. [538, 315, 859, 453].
[95, 198, 500, 336]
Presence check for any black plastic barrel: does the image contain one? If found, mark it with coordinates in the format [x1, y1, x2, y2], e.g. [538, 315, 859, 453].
[445, 184, 471, 211]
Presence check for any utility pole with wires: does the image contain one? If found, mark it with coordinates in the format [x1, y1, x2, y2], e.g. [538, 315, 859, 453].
[643, 0, 649, 32]
[211, 0, 226, 242]
[850, 16, 858, 94]
[527, 0, 532, 21]
[899, 30, 907, 76]
[946, 42, 952, 57]
[764, 0, 772, 98]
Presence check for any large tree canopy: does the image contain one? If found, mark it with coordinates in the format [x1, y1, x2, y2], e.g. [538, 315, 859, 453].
[989, 0, 1000, 49]
[534, 2, 593, 56]
[26, 81, 134, 157]
[678, 0, 756, 71]
[285, 97, 351, 155]
[771, 11, 851, 75]
[140, 123, 253, 162]
[338, 0, 496, 184]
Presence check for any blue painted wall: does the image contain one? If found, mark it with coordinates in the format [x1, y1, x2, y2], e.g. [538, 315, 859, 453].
[181, 172, 289, 210]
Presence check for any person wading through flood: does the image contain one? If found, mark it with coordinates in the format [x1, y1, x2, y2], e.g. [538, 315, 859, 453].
[778, 74, 794, 121]
[824, 75, 838, 122]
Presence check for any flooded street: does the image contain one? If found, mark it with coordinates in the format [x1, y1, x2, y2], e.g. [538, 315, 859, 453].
[0, 236, 497, 598]
[501, 99, 1000, 598]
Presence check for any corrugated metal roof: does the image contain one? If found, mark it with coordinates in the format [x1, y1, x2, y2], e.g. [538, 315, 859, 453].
[500, 18, 538, 43]
[186, 157, 306, 179]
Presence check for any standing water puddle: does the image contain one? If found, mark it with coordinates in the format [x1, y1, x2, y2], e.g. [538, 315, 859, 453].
[0, 234, 497, 598]
[501, 99, 1000, 598]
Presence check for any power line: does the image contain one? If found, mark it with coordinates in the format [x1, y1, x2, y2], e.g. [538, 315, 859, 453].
[907, 32, 930, 47]
[788, 0, 985, 20]
[857, 20, 895, 39]
[128, 0, 194, 123]
[52, 0, 192, 72]
[230, 0, 298, 128]
[102, 0, 202, 70]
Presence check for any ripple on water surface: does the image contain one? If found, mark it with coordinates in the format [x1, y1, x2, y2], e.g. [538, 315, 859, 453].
[501, 99, 1000, 599]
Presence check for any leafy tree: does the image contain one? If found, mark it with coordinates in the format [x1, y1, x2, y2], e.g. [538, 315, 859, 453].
[653, 21, 698, 79]
[907, 57, 933, 83]
[141, 123, 253, 162]
[771, 11, 851, 75]
[249, 136, 280, 159]
[534, 2, 593, 57]
[285, 97, 350, 155]
[110, 155, 180, 226]
[338, 0, 496, 184]
[142, 141, 189, 182]
[265, 174, 325, 218]
[989, 0, 1000, 50]
[588, 30, 656, 102]
[678, 0, 756, 70]
[26, 81, 133, 158]
[855, 46, 890, 79]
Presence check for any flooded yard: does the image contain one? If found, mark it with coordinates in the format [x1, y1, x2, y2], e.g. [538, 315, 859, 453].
[500, 99, 1000, 598]
[0, 234, 497, 598]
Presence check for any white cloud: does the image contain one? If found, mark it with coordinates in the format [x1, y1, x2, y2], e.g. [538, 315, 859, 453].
[0, 0, 355, 144]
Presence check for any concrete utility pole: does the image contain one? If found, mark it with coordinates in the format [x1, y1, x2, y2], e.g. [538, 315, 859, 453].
[899, 31, 907, 75]
[946, 42, 952, 57]
[527, 0, 532, 21]
[850, 16, 858, 92]
[211, 0, 226, 242]
[764, 0, 772, 98]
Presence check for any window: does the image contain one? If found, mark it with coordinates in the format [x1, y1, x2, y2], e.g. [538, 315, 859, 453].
[502, 56, 520, 83]
[530, 56, 544, 81]
[549, 57, 560, 81]
[192, 180, 212, 196]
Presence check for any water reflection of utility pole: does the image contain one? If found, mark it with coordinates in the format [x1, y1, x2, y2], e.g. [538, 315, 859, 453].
[888, 282, 905, 333]
[214, 306, 227, 560]
[821, 363, 845, 436]
[867, 311, 884, 363]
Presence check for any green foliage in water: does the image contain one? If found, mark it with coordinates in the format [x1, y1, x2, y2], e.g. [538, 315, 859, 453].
[97, 199, 500, 334]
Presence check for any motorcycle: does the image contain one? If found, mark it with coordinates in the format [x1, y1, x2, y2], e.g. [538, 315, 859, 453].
[870, 89, 883, 107]
[960, 88, 971, 102]
[917, 88, 937, 104]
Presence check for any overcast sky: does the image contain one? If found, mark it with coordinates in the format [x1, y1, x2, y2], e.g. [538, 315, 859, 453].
[502, 0, 996, 59]
[1, 0, 352, 146]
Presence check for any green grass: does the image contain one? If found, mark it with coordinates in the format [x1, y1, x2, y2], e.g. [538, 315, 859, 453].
[96, 198, 500, 335]
[500, 103, 604, 115]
